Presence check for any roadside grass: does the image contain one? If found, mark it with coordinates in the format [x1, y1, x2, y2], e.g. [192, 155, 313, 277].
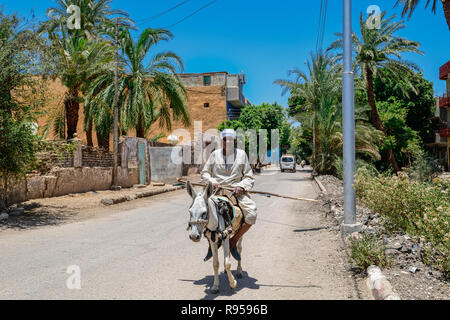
[350, 233, 389, 272]
[354, 168, 450, 278]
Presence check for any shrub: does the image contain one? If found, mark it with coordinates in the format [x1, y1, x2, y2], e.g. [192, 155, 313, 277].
[0, 114, 38, 209]
[354, 168, 450, 276]
[334, 157, 378, 180]
[350, 233, 389, 271]
[408, 154, 443, 183]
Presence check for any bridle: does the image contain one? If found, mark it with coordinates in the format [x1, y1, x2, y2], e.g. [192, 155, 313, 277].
[186, 187, 222, 232]
[186, 218, 208, 231]
[186, 187, 236, 242]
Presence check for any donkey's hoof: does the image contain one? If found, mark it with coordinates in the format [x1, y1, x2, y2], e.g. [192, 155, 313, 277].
[211, 287, 219, 294]
[230, 281, 237, 290]
[236, 273, 243, 279]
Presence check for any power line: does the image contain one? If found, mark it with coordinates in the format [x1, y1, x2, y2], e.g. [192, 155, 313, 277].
[322, 0, 328, 49]
[135, 0, 191, 26]
[158, 0, 219, 29]
[315, 0, 324, 52]
[315, 0, 328, 52]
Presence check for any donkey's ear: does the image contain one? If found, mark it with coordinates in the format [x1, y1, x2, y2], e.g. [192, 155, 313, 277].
[186, 181, 197, 198]
[204, 182, 213, 200]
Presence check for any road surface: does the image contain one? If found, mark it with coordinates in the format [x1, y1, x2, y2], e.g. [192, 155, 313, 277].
[0, 167, 359, 299]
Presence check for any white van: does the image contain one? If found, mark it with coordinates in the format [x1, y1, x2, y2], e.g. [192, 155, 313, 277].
[280, 155, 296, 173]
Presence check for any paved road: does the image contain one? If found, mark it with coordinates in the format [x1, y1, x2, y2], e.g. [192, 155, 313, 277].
[0, 168, 359, 299]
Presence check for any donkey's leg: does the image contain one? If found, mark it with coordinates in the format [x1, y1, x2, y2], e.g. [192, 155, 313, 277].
[236, 237, 244, 279]
[210, 240, 220, 294]
[223, 238, 237, 290]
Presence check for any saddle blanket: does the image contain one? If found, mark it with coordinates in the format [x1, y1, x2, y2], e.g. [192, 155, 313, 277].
[210, 195, 243, 236]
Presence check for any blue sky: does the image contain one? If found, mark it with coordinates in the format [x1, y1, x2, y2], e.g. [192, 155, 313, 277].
[3, 0, 449, 107]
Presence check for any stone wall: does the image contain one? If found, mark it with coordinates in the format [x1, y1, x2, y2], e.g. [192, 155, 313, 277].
[4, 137, 198, 206]
[7, 167, 139, 203]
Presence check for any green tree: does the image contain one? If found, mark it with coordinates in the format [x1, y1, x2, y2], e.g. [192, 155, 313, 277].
[395, 0, 450, 31]
[218, 103, 291, 157]
[374, 68, 436, 144]
[377, 98, 423, 169]
[288, 126, 312, 164]
[0, 12, 48, 209]
[329, 12, 423, 173]
[85, 27, 190, 140]
[296, 99, 382, 174]
[40, 0, 128, 40]
[275, 51, 341, 172]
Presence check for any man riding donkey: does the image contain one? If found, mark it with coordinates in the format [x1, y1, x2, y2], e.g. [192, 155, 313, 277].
[201, 129, 257, 262]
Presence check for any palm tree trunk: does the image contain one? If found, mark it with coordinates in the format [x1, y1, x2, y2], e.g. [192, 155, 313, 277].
[136, 113, 145, 138]
[365, 66, 401, 173]
[65, 88, 80, 140]
[313, 116, 320, 173]
[97, 132, 110, 151]
[443, 0, 450, 31]
[86, 118, 93, 147]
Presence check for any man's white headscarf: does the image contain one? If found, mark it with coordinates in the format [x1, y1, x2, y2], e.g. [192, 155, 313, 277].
[221, 129, 237, 140]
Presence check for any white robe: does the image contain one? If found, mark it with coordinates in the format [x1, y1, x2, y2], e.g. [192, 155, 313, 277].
[201, 149, 257, 225]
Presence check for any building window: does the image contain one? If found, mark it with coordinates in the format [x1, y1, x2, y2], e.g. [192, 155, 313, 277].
[203, 75, 211, 86]
[204, 103, 210, 108]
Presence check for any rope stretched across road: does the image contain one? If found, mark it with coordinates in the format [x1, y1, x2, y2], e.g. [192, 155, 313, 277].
[177, 179, 319, 203]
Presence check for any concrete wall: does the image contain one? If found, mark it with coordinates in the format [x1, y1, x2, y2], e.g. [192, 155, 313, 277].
[179, 72, 227, 87]
[149, 147, 183, 183]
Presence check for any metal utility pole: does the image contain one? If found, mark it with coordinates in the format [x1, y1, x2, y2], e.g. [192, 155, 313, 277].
[112, 17, 119, 188]
[341, 0, 360, 234]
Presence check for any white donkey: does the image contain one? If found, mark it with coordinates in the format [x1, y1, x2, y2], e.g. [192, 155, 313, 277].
[186, 181, 244, 294]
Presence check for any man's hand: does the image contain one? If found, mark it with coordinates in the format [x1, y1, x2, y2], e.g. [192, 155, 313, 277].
[233, 186, 246, 197]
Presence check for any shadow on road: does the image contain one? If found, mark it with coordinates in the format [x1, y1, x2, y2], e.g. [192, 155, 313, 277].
[0, 202, 74, 231]
[180, 271, 322, 300]
[259, 218, 329, 232]
[293, 227, 329, 233]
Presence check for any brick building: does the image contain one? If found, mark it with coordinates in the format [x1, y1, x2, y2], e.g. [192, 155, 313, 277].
[162, 71, 250, 144]
[429, 61, 450, 171]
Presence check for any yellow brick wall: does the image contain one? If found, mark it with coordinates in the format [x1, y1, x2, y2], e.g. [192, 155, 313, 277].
[149, 85, 227, 144]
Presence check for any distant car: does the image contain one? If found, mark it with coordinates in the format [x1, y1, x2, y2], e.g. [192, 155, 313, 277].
[280, 155, 296, 173]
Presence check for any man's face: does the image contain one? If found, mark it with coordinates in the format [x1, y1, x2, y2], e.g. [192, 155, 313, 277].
[223, 137, 236, 153]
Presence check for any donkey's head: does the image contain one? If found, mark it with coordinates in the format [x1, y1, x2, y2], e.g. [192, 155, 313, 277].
[186, 181, 214, 242]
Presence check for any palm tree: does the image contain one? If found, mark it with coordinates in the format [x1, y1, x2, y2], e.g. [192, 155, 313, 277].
[328, 12, 423, 173]
[39, 0, 129, 141]
[275, 51, 341, 172]
[395, 0, 450, 30]
[85, 27, 190, 140]
[45, 29, 115, 140]
[40, 0, 128, 40]
[297, 99, 382, 174]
